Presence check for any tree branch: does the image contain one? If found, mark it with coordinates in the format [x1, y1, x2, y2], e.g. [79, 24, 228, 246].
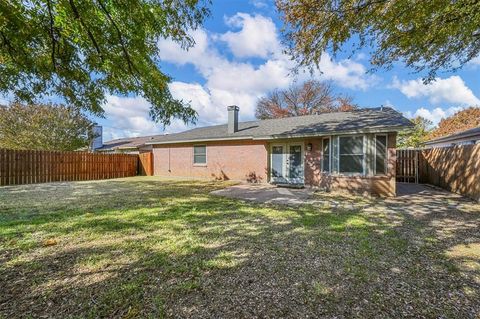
[46, 0, 56, 71]
[96, 0, 137, 75]
[68, 0, 104, 63]
[0, 31, 18, 64]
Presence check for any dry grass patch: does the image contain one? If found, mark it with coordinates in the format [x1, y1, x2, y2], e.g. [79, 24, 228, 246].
[0, 177, 479, 318]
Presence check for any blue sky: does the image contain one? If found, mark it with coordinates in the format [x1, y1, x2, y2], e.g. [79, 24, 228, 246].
[97, 0, 480, 141]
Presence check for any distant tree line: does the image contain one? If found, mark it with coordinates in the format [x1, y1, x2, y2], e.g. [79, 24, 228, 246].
[0, 103, 95, 151]
[398, 107, 480, 148]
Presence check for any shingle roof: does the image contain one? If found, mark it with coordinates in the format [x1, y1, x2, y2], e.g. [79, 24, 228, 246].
[425, 126, 480, 145]
[146, 107, 412, 145]
[96, 135, 161, 151]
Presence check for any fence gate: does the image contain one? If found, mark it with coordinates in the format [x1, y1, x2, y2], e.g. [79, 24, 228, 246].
[396, 149, 419, 183]
[138, 152, 154, 176]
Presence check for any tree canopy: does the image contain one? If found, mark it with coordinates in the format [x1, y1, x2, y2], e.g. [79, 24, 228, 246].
[397, 116, 433, 149]
[255, 80, 357, 120]
[277, 0, 480, 81]
[0, 103, 95, 151]
[429, 107, 480, 139]
[0, 0, 210, 125]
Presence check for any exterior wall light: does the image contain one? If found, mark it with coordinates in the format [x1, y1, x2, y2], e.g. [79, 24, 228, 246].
[307, 143, 313, 151]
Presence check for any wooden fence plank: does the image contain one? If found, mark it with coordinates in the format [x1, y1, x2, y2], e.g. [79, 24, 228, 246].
[419, 144, 480, 201]
[0, 149, 140, 186]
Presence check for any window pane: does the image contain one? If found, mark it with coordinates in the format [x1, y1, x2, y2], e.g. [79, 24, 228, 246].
[323, 156, 330, 172]
[338, 136, 364, 173]
[322, 139, 330, 172]
[322, 139, 330, 153]
[332, 136, 339, 173]
[375, 135, 387, 175]
[272, 146, 284, 178]
[339, 155, 363, 173]
[194, 155, 206, 164]
[339, 136, 363, 154]
[194, 145, 206, 155]
[193, 145, 206, 164]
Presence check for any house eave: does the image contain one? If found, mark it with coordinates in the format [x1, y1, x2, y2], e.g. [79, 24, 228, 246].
[145, 136, 254, 145]
[96, 146, 140, 151]
[425, 133, 480, 145]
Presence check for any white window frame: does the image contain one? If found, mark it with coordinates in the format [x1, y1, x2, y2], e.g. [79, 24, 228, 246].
[337, 134, 366, 176]
[322, 137, 331, 173]
[193, 144, 207, 166]
[374, 134, 388, 176]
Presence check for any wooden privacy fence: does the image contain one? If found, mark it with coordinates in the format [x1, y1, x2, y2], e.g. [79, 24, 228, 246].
[418, 144, 480, 201]
[138, 152, 154, 176]
[397, 144, 480, 201]
[0, 149, 138, 186]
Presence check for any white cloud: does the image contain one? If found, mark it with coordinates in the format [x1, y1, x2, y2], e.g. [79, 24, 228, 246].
[391, 75, 480, 105]
[314, 53, 375, 90]
[105, 12, 374, 139]
[250, 0, 268, 8]
[467, 55, 480, 68]
[220, 13, 281, 59]
[168, 82, 225, 125]
[101, 95, 164, 140]
[403, 106, 464, 125]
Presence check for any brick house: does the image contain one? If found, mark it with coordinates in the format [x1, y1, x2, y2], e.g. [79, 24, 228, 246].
[145, 106, 412, 197]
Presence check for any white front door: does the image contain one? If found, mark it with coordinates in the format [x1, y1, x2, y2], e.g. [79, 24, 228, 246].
[270, 143, 304, 184]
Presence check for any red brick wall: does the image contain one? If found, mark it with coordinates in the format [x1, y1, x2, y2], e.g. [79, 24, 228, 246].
[152, 133, 398, 196]
[303, 133, 397, 197]
[153, 140, 268, 182]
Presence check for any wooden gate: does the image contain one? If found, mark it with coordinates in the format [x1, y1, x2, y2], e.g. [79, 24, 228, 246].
[138, 152, 154, 176]
[396, 149, 419, 183]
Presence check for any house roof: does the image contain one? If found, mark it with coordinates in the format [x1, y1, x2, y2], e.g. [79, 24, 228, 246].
[425, 126, 480, 146]
[146, 107, 413, 145]
[96, 135, 161, 151]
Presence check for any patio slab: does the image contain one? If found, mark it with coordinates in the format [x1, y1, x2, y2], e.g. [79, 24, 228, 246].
[211, 182, 475, 211]
[210, 184, 323, 206]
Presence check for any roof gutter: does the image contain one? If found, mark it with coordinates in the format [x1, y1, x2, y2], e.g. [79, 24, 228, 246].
[145, 136, 254, 145]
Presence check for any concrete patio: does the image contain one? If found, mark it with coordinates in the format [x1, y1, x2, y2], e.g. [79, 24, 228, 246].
[211, 182, 473, 210]
[211, 184, 321, 206]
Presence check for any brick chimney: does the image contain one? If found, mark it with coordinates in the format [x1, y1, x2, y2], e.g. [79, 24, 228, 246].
[227, 105, 239, 134]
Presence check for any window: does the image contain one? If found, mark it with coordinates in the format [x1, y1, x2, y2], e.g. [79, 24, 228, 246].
[339, 136, 364, 174]
[193, 145, 206, 164]
[375, 135, 387, 175]
[322, 138, 330, 172]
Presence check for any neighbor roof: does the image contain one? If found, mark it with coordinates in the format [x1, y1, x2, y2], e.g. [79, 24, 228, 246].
[146, 107, 413, 145]
[96, 135, 162, 151]
[425, 126, 480, 146]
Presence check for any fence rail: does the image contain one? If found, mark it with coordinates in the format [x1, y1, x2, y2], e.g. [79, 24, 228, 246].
[0, 149, 138, 186]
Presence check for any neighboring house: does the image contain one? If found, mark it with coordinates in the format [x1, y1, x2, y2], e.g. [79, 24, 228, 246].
[94, 134, 160, 154]
[424, 127, 480, 148]
[145, 106, 413, 196]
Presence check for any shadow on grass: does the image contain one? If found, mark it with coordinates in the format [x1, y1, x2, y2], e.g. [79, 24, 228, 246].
[0, 178, 479, 318]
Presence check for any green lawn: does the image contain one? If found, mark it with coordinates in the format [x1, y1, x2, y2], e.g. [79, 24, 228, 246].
[0, 177, 479, 318]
